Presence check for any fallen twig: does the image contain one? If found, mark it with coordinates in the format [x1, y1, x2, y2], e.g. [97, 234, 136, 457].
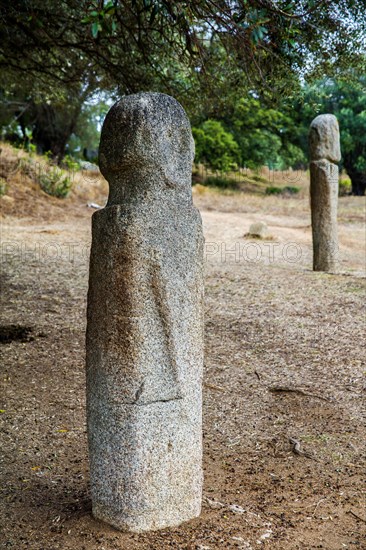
[289, 437, 319, 461]
[203, 497, 225, 509]
[347, 510, 366, 523]
[269, 386, 330, 402]
[204, 382, 225, 392]
[312, 498, 327, 517]
[304, 497, 327, 516]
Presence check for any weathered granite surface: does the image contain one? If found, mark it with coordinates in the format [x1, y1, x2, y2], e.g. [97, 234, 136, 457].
[309, 114, 341, 163]
[309, 114, 340, 272]
[86, 92, 204, 532]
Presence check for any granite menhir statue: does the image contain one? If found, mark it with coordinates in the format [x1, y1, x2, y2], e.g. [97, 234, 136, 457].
[86, 93, 204, 532]
[309, 114, 341, 272]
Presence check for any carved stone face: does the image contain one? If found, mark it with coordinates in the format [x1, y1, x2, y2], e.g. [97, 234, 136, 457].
[99, 93, 194, 204]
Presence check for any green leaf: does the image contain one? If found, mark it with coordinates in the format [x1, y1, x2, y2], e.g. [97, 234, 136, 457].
[251, 25, 267, 44]
[91, 21, 100, 38]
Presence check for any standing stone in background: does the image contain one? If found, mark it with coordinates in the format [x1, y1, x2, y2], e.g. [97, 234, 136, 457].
[309, 114, 341, 272]
[86, 93, 204, 532]
[247, 221, 269, 239]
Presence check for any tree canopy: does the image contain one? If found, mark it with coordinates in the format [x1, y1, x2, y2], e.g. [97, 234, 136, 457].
[0, 1, 365, 169]
[1, 1, 365, 99]
[192, 97, 306, 171]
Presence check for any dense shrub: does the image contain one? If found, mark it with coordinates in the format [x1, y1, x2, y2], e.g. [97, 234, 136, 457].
[203, 175, 239, 189]
[61, 154, 81, 172]
[192, 120, 240, 172]
[265, 185, 300, 195]
[251, 174, 268, 183]
[39, 166, 72, 198]
[19, 155, 73, 198]
[339, 177, 351, 196]
[283, 185, 300, 194]
[265, 186, 282, 195]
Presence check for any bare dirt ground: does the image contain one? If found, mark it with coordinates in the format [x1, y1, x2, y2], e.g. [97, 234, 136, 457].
[0, 161, 365, 549]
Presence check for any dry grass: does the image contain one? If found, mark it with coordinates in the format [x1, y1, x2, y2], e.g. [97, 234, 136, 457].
[193, 170, 365, 224]
[0, 142, 108, 222]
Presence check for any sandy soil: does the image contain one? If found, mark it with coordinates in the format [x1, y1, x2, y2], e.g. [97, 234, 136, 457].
[0, 172, 365, 549]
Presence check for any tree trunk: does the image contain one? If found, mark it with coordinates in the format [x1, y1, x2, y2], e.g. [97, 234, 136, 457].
[30, 103, 81, 163]
[347, 168, 366, 196]
[18, 94, 86, 163]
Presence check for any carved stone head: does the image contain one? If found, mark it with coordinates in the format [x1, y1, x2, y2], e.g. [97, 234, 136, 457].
[99, 93, 195, 206]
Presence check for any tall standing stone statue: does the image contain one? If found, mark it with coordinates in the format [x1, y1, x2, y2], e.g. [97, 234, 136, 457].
[86, 93, 204, 532]
[309, 114, 341, 272]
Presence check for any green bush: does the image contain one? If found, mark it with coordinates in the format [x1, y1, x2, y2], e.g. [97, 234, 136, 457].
[283, 185, 300, 194]
[39, 166, 72, 198]
[62, 154, 81, 172]
[192, 120, 240, 172]
[203, 175, 239, 189]
[339, 177, 351, 196]
[0, 177, 7, 196]
[265, 185, 300, 195]
[251, 174, 268, 183]
[265, 186, 283, 195]
[26, 143, 37, 156]
[19, 157, 35, 177]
